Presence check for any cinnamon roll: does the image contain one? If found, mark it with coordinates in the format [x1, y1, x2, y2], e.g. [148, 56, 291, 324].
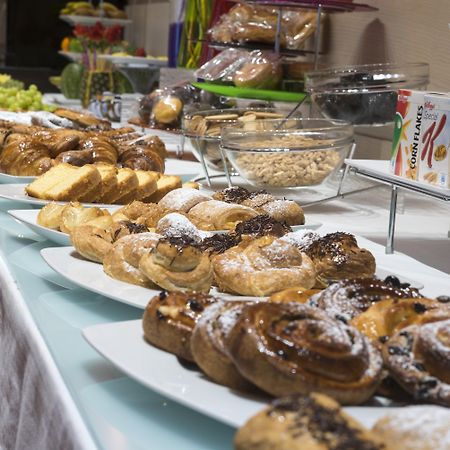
[226, 302, 383, 404]
[382, 319, 450, 406]
[304, 232, 376, 287]
[142, 291, 216, 361]
[213, 235, 316, 296]
[139, 236, 213, 293]
[308, 277, 422, 323]
[235, 393, 384, 450]
[191, 300, 256, 390]
[351, 297, 450, 343]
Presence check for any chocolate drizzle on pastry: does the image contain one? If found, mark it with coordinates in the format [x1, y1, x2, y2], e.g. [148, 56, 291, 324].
[160, 233, 202, 252]
[234, 214, 292, 238]
[213, 186, 253, 204]
[267, 395, 383, 450]
[200, 233, 239, 254]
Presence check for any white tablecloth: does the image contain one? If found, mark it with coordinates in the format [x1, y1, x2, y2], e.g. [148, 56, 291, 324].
[0, 254, 96, 450]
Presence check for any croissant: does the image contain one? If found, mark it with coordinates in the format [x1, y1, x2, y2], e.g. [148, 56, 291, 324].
[0, 136, 54, 176]
[30, 129, 85, 157]
[213, 235, 316, 296]
[226, 302, 383, 404]
[53, 108, 111, 130]
[119, 145, 165, 173]
[383, 319, 450, 406]
[139, 237, 213, 293]
[80, 136, 118, 165]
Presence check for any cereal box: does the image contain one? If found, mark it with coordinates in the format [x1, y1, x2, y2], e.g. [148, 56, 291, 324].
[419, 93, 450, 188]
[390, 89, 427, 180]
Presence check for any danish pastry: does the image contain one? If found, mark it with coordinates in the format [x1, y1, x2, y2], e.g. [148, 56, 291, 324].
[142, 291, 216, 361]
[308, 277, 422, 323]
[191, 300, 256, 390]
[103, 232, 160, 287]
[350, 297, 450, 343]
[373, 405, 450, 450]
[188, 200, 258, 231]
[235, 393, 384, 450]
[382, 319, 450, 406]
[227, 302, 383, 404]
[139, 236, 213, 293]
[213, 235, 316, 296]
[158, 187, 211, 213]
[304, 232, 376, 287]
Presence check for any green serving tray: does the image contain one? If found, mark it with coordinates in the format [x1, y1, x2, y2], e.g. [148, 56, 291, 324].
[192, 82, 306, 103]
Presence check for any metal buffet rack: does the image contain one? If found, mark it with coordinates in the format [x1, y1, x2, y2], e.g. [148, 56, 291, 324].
[186, 0, 381, 204]
[345, 160, 450, 254]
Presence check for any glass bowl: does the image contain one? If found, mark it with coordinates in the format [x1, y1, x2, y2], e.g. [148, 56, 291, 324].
[220, 118, 353, 189]
[182, 107, 296, 170]
[305, 62, 429, 126]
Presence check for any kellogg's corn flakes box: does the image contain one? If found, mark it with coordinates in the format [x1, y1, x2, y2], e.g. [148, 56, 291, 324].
[419, 93, 450, 188]
[390, 89, 427, 180]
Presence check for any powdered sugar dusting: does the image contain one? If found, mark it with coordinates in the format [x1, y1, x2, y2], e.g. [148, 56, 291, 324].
[375, 406, 450, 450]
[280, 230, 320, 251]
[158, 188, 211, 212]
[156, 213, 212, 240]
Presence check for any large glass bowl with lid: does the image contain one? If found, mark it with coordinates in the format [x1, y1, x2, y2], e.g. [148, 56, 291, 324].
[305, 62, 429, 126]
[220, 118, 354, 190]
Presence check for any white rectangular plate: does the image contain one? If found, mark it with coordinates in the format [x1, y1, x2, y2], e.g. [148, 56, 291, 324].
[41, 234, 424, 311]
[83, 319, 403, 429]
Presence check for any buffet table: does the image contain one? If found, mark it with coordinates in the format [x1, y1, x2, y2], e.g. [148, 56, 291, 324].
[0, 162, 449, 450]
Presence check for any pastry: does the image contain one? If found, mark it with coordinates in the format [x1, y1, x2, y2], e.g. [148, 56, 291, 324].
[70, 219, 146, 264]
[158, 187, 211, 213]
[58, 202, 109, 233]
[103, 232, 160, 287]
[155, 212, 210, 243]
[308, 277, 422, 323]
[372, 405, 450, 450]
[213, 235, 316, 296]
[142, 291, 216, 361]
[139, 236, 213, 293]
[235, 393, 384, 450]
[233, 214, 292, 238]
[191, 300, 256, 390]
[350, 297, 450, 343]
[382, 319, 450, 406]
[188, 200, 258, 231]
[213, 187, 305, 226]
[269, 286, 321, 304]
[114, 201, 168, 228]
[303, 232, 376, 287]
[226, 302, 383, 404]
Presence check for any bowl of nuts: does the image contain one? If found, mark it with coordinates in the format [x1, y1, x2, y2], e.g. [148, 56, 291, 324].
[182, 108, 294, 170]
[305, 62, 429, 126]
[220, 118, 353, 189]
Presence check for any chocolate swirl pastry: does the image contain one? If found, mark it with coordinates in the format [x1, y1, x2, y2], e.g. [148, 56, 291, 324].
[383, 319, 450, 406]
[304, 232, 376, 287]
[142, 291, 217, 361]
[308, 277, 422, 323]
[235, 393, 384, 450]
[234, 214, 292, 238]
[226, 302, 383, 404]
[139, 236, 213, 293]
[191, 300, 256, 390]
[351, 297, 450, 343]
